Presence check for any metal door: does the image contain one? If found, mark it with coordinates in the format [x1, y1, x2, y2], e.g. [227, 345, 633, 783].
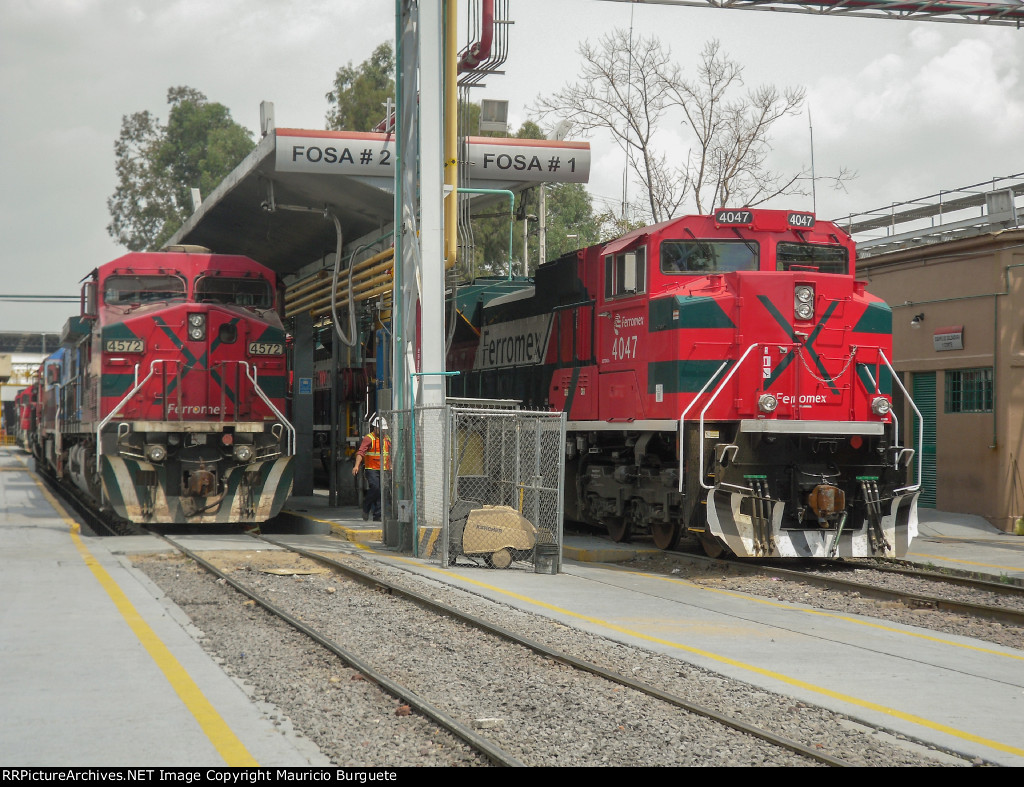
[912, 372, 937, 508]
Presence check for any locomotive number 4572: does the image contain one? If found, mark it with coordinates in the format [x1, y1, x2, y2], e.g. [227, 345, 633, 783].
[248, 342, 284, 355]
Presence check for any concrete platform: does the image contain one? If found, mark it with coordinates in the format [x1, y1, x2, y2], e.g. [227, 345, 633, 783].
[5, 450, 1023, 767]
[0, 449, 328, 767]
[912, 510, 1024, 582]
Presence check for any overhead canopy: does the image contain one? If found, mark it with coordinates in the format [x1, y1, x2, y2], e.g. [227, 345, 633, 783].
[171, 129, 397, 279]
[0, 333, 61, 354]
[602, 0, 1024, 26]
[171, 126, 592, 283]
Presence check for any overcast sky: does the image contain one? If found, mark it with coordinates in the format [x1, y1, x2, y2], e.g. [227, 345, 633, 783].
[1, 0, 1021, 333]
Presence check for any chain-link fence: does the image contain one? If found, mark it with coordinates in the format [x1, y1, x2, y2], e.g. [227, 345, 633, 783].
[383, 404, 565, 572]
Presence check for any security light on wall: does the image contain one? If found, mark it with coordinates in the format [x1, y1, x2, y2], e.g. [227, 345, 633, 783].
[910, 313, 925, 329]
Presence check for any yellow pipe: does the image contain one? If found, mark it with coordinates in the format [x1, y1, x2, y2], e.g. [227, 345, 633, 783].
[285, 258, 396, 314]
[286, 267, 395, 316]
[285, 248, 394, 302]
[444, 0, 457, 271]
[309, 284, 394, 318]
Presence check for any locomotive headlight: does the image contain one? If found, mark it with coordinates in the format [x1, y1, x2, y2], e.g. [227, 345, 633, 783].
[871, 396, 892, 416]
[794, 285, 815, 321]
[145, 444, 167, 463]
[233, 444, 255, 463]
[758, 393, 779, 413]
[188, 313, 206, 341]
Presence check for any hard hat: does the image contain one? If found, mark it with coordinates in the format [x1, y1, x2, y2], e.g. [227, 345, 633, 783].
[369, 413, 388, 430]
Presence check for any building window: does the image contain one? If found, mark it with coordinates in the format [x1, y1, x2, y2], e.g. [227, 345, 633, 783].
[945, 368, 993, 413]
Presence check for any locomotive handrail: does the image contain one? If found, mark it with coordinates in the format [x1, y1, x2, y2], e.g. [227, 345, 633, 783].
[878, 350, 923, 494]
[695, 343, 765, 492]
[95, 361, 163, 465]
[859, 361, 901, 447]
[676, 356, 738, 494]
[241, 362, 296, 456]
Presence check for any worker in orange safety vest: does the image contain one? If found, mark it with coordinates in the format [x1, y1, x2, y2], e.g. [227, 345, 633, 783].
[352, 413, 391, 521]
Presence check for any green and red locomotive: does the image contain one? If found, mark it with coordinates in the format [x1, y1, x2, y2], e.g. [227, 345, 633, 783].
[32, 246, 294, 524]
[449, 209, 920, 558]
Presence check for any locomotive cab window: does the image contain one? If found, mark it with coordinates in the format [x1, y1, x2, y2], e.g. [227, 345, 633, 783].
[776, 243, 849, 274]
[604, 248, 646, 299]
[195, 276, 273, 309]
[660, 240, 759, 274]
[104, 275, 186, 306]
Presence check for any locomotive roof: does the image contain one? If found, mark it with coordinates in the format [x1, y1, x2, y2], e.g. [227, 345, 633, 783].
[97, 249, 277, 281]
[600, 210, 850, 255]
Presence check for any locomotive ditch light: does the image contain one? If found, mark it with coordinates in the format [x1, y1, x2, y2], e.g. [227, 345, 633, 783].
[233, 444, 255, 463]
[145, 444, 167, 463]
[871, 397, 892, 416]
[794, 285, 815, 321]
[188, 313, 206, 341]
[758, 393, 779, 413]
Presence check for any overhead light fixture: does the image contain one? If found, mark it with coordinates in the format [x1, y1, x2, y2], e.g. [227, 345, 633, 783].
[910, 313, 925, 329]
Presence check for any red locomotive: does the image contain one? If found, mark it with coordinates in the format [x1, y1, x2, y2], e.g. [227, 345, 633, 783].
[449, 209, 920, 558]
[12, 384, 36, 452]
[31, 245, 294, 524]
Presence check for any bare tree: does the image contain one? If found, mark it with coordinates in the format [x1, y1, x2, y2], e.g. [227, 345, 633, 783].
[534, 32, 847, 223]
[532, 29, 682, 224]
[671, 40, 807, 213]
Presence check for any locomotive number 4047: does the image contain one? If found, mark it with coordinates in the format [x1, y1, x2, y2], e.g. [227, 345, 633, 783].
[611, 335, 638, 360]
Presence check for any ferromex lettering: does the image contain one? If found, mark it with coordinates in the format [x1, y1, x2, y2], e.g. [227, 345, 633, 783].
[475, 314, 553, 369]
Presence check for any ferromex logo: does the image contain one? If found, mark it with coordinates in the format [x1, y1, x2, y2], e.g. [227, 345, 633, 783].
[475, 314, 553, 369]
[613, 313, 644, 335]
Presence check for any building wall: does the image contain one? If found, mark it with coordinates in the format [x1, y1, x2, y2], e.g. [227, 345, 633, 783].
[858, 230, 1024, 531]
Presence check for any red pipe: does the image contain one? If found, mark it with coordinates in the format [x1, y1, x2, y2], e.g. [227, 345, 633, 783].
[457, 0, 493, 72]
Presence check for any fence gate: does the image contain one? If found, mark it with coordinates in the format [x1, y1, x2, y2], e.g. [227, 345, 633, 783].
[383, 405, 565, 572]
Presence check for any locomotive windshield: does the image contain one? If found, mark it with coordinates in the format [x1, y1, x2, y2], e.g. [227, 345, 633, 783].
[661, 240, 759, 274]
[195, 276, 273, 308]
[776, 243, 849, 274]
[104, 275, 186, 305]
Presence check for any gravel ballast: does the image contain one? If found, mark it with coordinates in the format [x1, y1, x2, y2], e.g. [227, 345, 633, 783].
[131, 546, 978, 767]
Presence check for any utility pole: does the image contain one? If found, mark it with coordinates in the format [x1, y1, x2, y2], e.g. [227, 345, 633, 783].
[539, 184, 547, 270]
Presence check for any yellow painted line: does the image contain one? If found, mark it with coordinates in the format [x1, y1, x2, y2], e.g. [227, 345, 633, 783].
[908, 551, 1023, 574]
[31, 476, 258, 766]
[642, 572, 1024, 662]
[370, 551, 1024, 760]
[282, 510, 382, 541]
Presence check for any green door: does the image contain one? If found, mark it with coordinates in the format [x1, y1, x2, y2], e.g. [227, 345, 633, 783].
[912, 372, 937, 508]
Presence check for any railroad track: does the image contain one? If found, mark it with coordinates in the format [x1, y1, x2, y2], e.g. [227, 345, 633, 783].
[740, 558, 1024, 628]
[32, 460, 141, 537]
[152, 531, 852, 767]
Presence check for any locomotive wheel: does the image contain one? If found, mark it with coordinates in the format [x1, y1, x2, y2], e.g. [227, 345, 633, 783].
[697, 531, 726, 558]
[605, 517, 632, 543]
[651, 520, 681, 550]
[489, 548, 513, 569]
